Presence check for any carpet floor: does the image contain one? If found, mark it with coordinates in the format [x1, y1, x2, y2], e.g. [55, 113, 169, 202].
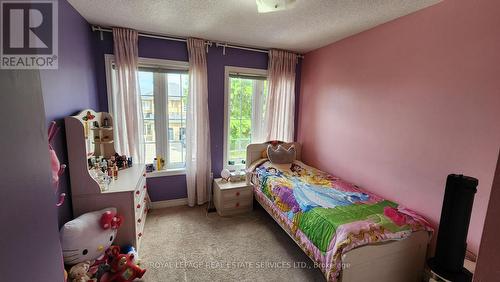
[137, 204, 325, 281]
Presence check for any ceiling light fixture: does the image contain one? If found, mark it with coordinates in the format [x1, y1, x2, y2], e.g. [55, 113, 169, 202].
[256, 0, 296, 13]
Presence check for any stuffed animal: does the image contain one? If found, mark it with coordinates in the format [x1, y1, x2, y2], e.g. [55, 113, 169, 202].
[68, 261, 93, 282]
[101, 246, 146, 282]
[60, 208, 123, 265]
[121, 246, 139, 265]
[48, 121, 66, 206]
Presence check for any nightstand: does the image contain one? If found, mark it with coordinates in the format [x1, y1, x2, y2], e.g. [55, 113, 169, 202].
[213, 178, 253, 216]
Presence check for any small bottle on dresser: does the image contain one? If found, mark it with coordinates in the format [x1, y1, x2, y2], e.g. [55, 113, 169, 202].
[113, 164, 118, 180]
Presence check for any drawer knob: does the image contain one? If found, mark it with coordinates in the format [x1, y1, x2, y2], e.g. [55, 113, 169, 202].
[143, 173, 146, 177]
[138, 232, 142, 237]
[137, 204, 141, 209]
[144, 185, 147, 190]
[135, 191, 140, 195]
[235, 202, 240, 208]
[236, 192, 240, 196]
[138, 218, 142, 223]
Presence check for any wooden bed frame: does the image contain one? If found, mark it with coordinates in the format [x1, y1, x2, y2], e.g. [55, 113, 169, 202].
[246, 142, 431, 282]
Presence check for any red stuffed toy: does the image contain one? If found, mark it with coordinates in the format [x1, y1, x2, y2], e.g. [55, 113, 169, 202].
[101, 246, 146, 282]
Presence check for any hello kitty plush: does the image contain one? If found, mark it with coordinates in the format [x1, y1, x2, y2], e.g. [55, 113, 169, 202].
[60, 208, 123, 265]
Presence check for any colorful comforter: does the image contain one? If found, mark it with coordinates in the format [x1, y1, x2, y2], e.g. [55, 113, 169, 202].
[249, 159, 433, 281]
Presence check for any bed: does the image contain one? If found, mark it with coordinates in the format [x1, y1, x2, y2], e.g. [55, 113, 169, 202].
[246, 142, 433, 282]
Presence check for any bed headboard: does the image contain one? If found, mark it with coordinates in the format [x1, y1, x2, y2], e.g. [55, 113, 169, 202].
[246, 141, 301, 169]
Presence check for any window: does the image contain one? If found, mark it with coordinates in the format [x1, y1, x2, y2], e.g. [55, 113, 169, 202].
[224, 66, 268, 170]
[179, 127, 185, 141]
[105, 55, 189, 172]
[168, 128, 174, 141]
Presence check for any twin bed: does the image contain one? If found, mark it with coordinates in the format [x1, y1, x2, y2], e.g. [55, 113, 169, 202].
[245, 142, 433, 282]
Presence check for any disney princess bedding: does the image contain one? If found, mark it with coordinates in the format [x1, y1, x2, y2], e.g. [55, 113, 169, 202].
[248, 159, 433, 281]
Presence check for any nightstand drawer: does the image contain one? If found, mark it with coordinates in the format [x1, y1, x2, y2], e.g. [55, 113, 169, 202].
[221, 187, 252, 201]
[222, 198, 252, 210]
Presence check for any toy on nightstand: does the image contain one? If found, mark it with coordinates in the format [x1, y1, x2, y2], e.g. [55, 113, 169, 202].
[101, 246, 146, 282]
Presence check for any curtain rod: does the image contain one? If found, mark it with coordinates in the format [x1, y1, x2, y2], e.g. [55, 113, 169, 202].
[91, 25, 303, 59]
[214, 42, 304, 59]
[92, 26, 195, 43]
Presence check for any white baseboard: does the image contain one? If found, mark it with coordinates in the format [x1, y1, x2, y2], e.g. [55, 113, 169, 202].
[150, 198, 188, 209]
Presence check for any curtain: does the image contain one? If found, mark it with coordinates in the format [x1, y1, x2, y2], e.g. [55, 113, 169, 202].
[264, 49, 297, 142]
[111, 27, 144, 164]
[186, 38, 211, 207]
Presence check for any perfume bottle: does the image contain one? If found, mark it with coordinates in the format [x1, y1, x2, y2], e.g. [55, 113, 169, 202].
[113, 164, 118, 180]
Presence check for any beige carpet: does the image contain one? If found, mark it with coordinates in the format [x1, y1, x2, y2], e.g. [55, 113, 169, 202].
[138, 204, 325, 281]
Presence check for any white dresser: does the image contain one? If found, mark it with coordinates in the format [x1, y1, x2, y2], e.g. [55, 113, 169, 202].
[213, 178, 253, 216]
[65, 109, 150, 251]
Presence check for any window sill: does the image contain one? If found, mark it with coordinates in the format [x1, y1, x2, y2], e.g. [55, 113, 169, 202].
[146, 168, 186, 178]
[224, 165, 246, 172]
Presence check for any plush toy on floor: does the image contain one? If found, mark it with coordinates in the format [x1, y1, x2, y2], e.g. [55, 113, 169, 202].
[68, 261, 94, 282]
[121, 246, 139, 265]
[100, 246, 146, 282]
[60, 207, 123, 275]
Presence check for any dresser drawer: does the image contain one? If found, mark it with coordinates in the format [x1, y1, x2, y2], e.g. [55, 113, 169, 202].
[135, 202, 148, 250]
[136, 206, 147, 235]
[135, 189, 147, 217]
[134, 176, 147, 201]
[134, 185, 147, 205]
[221, 187, 252, 201]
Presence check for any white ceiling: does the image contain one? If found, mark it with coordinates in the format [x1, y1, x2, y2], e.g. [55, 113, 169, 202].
[68, 0, 441, 53]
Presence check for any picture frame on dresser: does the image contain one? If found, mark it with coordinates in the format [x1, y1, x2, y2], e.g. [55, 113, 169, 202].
[65, 109, 150, 252]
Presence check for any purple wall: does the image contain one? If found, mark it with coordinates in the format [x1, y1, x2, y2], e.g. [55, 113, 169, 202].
[1, 0, 98, 280]
[40, 0, 99, 225]
[93, 33, 302, 201]
[1, 70, 65, 281]
[147, 175, 188, 200]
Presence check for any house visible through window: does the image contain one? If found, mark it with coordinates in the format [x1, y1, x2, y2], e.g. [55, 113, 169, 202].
[224, 67, 268, 170]
[106, 55, 188, 171]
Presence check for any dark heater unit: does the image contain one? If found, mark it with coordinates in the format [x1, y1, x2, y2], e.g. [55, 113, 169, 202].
[428, 174, 478, 282]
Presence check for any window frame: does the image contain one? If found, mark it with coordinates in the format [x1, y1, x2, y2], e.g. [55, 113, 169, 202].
[104, 54, 189, 177]
[223, 66, 268, 171]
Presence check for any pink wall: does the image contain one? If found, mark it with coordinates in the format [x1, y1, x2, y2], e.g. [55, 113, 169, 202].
[297, 0, 500, 255]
